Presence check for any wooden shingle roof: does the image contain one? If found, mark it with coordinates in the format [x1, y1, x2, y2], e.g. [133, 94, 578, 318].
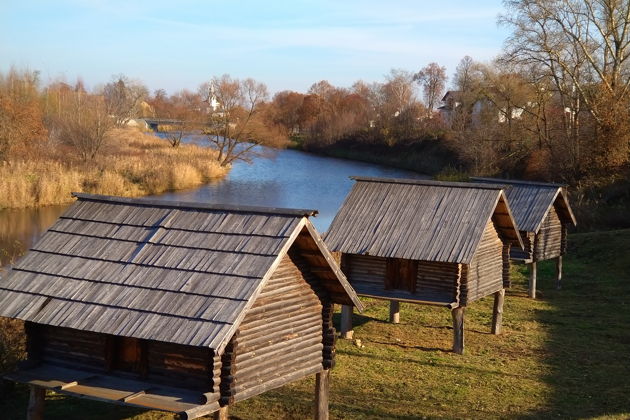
[324, 177, 523, 264]
[0, 193, 360, 352]
[471, 177, 577, 233]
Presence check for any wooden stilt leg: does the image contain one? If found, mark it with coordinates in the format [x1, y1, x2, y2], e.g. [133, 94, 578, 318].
[451, 306, 465, 354]
[26, 385, 45, 420]
[556, 256, 563, 290]
[529, 262, 537, 299]
[314, 370, 330, 420]
[491, 289, 505, 335]
[340, 305, 353, 339]
[389, 300, 400, 324]
[213, 406, 229, 420]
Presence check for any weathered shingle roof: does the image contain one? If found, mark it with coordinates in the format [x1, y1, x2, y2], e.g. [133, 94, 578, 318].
[0, 193, 358, 351]
[324, 177, 522, 264]
[470, 177, 577, 232]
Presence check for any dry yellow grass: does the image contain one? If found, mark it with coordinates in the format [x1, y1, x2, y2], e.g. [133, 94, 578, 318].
[0, 128, 227, 209]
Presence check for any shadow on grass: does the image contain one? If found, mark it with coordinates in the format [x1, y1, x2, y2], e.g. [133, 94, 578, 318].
[332, 310, 380, 330]
[339, 346, 536, 381]
[0, 383, 151, 420]
[517, 230, 630, 419]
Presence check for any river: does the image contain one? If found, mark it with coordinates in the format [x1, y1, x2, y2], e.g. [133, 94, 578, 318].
[0, 145, 425, 267]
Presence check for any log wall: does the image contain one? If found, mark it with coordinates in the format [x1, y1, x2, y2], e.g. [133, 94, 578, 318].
[32, 324, 217, 395]
[461, 220, 504, 304]
[37, 324, 106, 370]
[230, 252, 325, 403]
[345, 254, 458, 303]
[510, 231, 534, 261]
[146, 341, 215, 392]
[345, 254, 387, 287]
[534, 206, 563, 261]
[416, 261, 459, 300]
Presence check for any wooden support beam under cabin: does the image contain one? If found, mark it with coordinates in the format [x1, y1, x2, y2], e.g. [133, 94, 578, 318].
[529, 262, 537, 299]
[451, 306, 465, 355]
[556, 256, 563, 290]
[491, 289, 505, 335]
[389, 300, 400, 324]
[213, 406, 229, 420]
[27, 385, 45, 420]
[314, 369, 330, 420]
[340, 305, 353, 339]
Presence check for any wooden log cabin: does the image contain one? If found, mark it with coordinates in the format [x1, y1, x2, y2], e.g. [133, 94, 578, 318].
[0, 193, 363, 420]
[471, 178, 577, 298]
[324, 177, 523, 354]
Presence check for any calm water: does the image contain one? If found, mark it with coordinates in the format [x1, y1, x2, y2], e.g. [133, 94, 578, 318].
[0, 144, 425, 267]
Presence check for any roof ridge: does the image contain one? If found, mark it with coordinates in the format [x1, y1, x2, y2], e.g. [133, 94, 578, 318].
[470, 177, 567, 188]
[71, 193, 318, 217]
[350, 176, 505, 190]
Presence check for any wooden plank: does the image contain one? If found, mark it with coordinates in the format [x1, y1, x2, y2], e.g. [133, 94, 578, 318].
[213, 406, 229, 420]
[27, 385, 45, 420]
[556, 256, 563, 290]
[451, 306, 465, 355]
[491, 289, 505, 335]
[340, 305, 353, 339]
[529, 262, 537, 299]
[389, 301, 400, 324]
[314, 370, 329, 420]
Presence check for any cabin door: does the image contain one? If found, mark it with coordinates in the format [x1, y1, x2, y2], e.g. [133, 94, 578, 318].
[385, 258, 418, 293]
[106, 336, 148, 376]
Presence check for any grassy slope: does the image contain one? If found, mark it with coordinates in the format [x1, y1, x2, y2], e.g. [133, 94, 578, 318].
[1, 229, 629, 419]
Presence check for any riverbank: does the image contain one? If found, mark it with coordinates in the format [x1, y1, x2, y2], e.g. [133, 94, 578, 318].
[1, 228, 628, 418]
[0, 128, 227, 209]
[292, 137, 462, 177]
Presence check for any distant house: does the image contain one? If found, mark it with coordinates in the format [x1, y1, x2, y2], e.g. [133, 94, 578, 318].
[437, 91, 463, 124]
[325, 178, 523, 354]
[439, 90, 526, 126]
[0, 193, 362, 420]
[471, 178, 577, 298]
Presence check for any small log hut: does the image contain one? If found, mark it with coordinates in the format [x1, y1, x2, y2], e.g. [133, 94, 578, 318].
[471, 178, 577, 298]
[324, 177, 523, 354]
[0, 193, 363, 420]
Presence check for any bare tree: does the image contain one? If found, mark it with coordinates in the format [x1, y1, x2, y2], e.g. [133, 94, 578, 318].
[501, 0, 630, 172]
[102, 75, 148, 127]
[56, 90, 113, 161]
[201, 75, 287, 166]
[0, 68, 47, 160]
[415, 63, 447, 116]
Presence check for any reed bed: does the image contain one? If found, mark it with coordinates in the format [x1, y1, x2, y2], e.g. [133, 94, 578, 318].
[0, 129, 227, 209]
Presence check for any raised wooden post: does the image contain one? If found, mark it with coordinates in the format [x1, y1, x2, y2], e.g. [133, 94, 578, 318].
[340, 305, 353, 339]
[389, 300, 400, 324]
[451, 306, 465, 355]
[213, 406, 229, 420]
[528, 262, 537, 299]
[27, 385, 45, 420]
[314, 369, 330, 420]
[491, 289, 505, 335]
[556, 256, 563, 290]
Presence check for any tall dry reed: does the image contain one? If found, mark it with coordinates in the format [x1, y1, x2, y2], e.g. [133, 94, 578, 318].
[0, 128, 227, 209]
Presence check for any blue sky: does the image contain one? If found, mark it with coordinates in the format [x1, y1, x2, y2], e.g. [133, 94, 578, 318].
[1, 0, 508, 95]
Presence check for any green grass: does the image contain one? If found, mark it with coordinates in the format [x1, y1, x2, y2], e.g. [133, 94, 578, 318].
[2, 229, 629, 419]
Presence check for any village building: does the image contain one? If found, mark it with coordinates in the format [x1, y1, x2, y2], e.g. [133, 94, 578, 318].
[0, 193, 363, 420]
[324, 177, 523, 354]
[471, 178, 577, 298]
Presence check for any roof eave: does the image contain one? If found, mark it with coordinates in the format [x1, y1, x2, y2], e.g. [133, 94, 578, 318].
[71, 192, 318, 218]
[304, 220, 365, 312]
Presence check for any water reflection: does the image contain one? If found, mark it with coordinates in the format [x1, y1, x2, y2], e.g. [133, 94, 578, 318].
[0, 205, 69, 266]
[0, 145, 425, 267]
[158, 148, 426, 231]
